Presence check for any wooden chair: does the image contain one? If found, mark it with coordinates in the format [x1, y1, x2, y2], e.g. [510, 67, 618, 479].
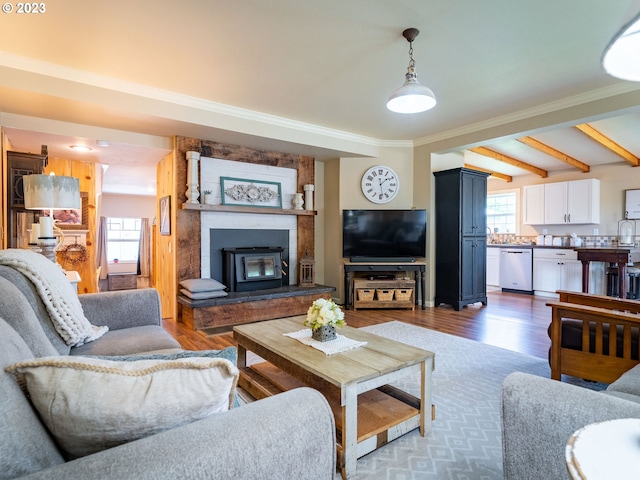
[547, 291, 640, 384]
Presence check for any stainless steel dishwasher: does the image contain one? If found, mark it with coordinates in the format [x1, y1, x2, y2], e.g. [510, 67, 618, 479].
[499, 248, 533, 294]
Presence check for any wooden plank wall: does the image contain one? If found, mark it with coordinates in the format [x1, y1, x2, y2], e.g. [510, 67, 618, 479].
[1, 129, 13, 249]
[297, 156, 315, 273]
[156, 148, 177, 319]
[171, 136, 315, 319]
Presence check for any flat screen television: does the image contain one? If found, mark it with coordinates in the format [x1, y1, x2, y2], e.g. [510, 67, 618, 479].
[342, 209, 427, 261]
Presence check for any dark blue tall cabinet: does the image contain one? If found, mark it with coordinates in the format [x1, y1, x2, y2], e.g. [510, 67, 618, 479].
[434, 167, 489, 311]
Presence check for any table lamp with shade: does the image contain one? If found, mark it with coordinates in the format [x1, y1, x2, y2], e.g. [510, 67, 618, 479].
[23, 173, 81, 262]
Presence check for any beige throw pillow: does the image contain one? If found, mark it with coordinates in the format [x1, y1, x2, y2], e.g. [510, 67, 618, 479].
[6, 355, 239, 458]
[179, 278, 226, 292]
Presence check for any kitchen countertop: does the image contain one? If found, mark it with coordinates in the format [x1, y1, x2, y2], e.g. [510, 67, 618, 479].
[574, 247, 640, 253]
[487, 244, 574, 249]
[489, 245, 640, 251]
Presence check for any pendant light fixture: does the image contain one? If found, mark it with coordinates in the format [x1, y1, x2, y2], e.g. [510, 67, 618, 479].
[387, 28, 437, 114]
[602, 11, 640, 81]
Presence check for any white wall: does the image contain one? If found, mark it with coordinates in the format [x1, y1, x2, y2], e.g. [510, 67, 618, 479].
[101, 194, 156, 219]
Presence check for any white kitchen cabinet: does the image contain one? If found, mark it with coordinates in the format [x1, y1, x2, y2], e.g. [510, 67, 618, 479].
[533, 248, 581, 296]
[544, 179, 600, 225]
[543, 183, 568, 224]
[522, 184, 545, 225]
[487, 247, 501, 287]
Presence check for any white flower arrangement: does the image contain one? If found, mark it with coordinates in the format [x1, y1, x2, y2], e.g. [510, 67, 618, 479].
[304, 298, 346, 331]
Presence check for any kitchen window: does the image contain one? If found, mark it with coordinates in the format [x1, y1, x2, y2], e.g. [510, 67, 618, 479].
[487, 192, 517, 234]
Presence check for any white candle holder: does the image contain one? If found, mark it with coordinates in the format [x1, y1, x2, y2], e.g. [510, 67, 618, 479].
[185, 151, 200, 204]
[28, 243, 42, 254]
[38, 237, 58, 263]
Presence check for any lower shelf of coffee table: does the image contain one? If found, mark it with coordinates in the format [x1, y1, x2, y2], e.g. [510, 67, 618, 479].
[238, 362, 434, 452]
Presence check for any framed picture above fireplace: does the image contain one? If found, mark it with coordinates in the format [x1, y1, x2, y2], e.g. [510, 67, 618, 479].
[221, 177, 282, 209]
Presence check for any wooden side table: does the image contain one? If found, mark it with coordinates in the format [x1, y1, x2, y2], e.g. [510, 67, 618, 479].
[575, 248, 640, 295]
[64, 270, 81, 293]
[566, 418, 640, 479]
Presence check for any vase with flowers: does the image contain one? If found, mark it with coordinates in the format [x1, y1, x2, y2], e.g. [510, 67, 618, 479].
[304, 298, 346, 342]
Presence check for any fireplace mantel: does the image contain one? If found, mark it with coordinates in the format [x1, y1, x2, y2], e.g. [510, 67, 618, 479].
[182, 203, 316, 216]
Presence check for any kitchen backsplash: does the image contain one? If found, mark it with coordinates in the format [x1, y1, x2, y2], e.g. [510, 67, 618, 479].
[488, 233, 639, 247]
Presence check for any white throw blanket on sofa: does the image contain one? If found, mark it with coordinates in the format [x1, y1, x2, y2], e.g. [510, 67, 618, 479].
[0, 249, 108, 346]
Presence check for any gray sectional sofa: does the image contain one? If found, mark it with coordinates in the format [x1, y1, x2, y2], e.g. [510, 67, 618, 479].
[0, 263, 336, 479]
[502, 368, 640, 479]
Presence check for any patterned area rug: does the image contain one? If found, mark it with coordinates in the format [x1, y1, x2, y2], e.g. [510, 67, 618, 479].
[330, 321, 606, 480]
[237, 320, 605, 479]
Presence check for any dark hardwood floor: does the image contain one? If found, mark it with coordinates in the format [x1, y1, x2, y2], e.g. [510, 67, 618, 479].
[162, 290, 553, 359]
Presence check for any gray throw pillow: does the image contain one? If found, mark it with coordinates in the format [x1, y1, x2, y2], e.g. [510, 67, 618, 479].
[179, 278, 227, 292]
[180, 288, 228, 300]
[91, 347, 237, 365]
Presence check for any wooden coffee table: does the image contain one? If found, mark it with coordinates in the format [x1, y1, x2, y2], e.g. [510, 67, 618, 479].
[233, 316, 434, 480]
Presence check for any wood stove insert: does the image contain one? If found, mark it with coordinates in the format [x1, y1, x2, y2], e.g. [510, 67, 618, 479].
[223, 247, 287, 292]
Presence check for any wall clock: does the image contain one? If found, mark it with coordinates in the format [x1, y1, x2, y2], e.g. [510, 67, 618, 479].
[361, 165, 399, 204]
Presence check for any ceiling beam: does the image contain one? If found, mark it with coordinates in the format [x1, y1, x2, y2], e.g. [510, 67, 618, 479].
[574, 124, 640, 167]
[469, 147, 548, 178]
[518, 136, 590, 173]
[464, 164, 512, 182]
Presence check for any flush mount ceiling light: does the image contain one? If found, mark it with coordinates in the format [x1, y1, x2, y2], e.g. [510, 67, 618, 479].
[386, 27, 437, 114]
[602, 11, 640, 81]
[70, 145, 92, 152]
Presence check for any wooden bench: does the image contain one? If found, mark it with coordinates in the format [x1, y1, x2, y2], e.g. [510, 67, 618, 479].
[547, 290, 640, 383]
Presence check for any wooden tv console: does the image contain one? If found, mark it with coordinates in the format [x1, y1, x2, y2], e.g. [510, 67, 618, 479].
[343, 261, 426, 310]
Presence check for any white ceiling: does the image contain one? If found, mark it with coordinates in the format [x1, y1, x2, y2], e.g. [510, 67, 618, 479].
[2, 0, 640, 193]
